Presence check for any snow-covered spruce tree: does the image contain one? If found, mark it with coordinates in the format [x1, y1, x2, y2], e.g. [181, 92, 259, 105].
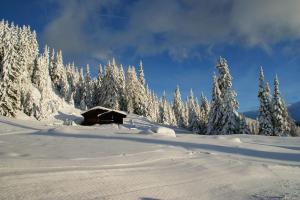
[138, 60, 145, 87]
[147, 89, 158, 122]
[199, 93, 210, 134]
[167, 102, 177, 126]
[187, 89, 195, 128]
[17, 25, 38, 110]
[65, 62, 78, 105]
[31, 45, 61, 120]
[159, 91, 170, 125]
[187, 89, 201, 132]
[135, 63, 149, 117]
[172, 86, 186, 127]
[125, 66, 135, 113]
[258, 67, 273, 136]
[74, 67, 85, 108]
[182, 101, 189, 128]
[272, 75, 295, 136]
[23, 91, 34, 116]
[32, 46, 50, 91]
[98, 59, 120, 110]
[125, 64, 149, 116]
[238, 114, 251, 135]
[0, 22, 21, 117]
[207, 75, 223, 135]
[191, 97, 202, 133]
[118, 64, 127, 111]
[92, 64, 103, 107]
[84, 64, 94, 108]
[49, 50, 69, 99]
[216, 57, 240, 134]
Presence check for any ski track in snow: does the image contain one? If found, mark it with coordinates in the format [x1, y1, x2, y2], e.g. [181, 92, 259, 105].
[0, 116, 300, 200]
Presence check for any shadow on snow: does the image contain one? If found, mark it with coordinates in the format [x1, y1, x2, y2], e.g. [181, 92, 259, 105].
[31, 130, 300, 163]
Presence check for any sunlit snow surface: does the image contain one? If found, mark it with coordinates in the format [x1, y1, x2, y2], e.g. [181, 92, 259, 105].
[0, 113, 300, 200]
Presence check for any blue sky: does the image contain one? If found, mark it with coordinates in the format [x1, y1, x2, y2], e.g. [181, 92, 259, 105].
[1, 0, 300, 111]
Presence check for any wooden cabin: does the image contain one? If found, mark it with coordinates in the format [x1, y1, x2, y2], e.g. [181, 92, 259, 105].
[81, 106, 127, 125]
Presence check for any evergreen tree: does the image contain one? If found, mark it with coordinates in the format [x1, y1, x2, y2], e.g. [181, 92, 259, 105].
[187, 89, 199, 131]
[84, 64, 94, 108]
[49, 50, 69, 99]
[138, 60, 145, 87]
[74, 67, 85, 108]
[190, 97, 202, 133]
[0, 22, 21, 117]
[159, 91, 170, 124]
[118, 64, 127, 111]
[258, 67, 273, 135]
[23, 91, 34, 116]
[125, 66, 135, 113]
[239, 115, 251, 135]
[216, 57, 240, 134]
[272, 75, 295, 136]
[207, 75, 223, 134]
[98, 60, 120, 110]
[172, 86, 185, 127]
[199, 93, 210, 134]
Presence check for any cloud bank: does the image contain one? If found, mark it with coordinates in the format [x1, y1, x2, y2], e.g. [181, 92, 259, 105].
[43, 0, 300, 61]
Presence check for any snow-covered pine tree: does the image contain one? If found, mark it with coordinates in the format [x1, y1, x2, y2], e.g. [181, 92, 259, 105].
[172, 86, 185, 127]
[182, 101, 189, 128]
[159, 91, 170, 125]
[84, 64, 94, 108]
[32, 46, 50, 91]
[199, 93, 210, 134]
[0, 22, 21, 117]
[138, 60, 145, 87]
[216, 57, 240, 134]
[98, 59, 120, 110]
[258, 67, 273, 136]
[207, 75, 223, 135]
[93, 64, 103, 106]
[187, 89, 198, 130]
[65, 62, 78, 105]
[125, 66, 134, 113]
[49, 50, 69, 99]
[272, 75, 295, 136]
[125, 64, 149, 116]
[238, 114, 251, 134]
[147, 89, 158, 122]
[190, 97, 202, 133]
[135, 64, 149, 117]
[118, 64, 127, 111]
[23, 91, 34, 116]
[31, 45, 61, 120]
[17, 25, 38, 110]
[74, 67, 85, 108]
[167, 102, 177, 126]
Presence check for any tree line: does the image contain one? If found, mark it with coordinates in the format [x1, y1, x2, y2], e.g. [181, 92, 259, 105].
[0, 20, 297, 136]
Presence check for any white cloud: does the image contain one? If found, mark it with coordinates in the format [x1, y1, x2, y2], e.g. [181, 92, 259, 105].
[42, 0, 300, 61]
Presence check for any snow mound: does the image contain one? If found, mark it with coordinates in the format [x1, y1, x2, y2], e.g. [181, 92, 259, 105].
[150, 126, 176, 137]
[230, 137, 242, 143]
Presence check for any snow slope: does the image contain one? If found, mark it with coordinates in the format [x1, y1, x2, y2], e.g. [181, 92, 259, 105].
[0, 115, 300, 200]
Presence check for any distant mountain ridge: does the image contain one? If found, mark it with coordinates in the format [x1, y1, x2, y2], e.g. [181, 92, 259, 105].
[244, 101, 300, 123]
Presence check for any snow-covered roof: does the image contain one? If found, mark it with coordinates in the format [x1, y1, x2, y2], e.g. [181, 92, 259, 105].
[81, 106, 127, 116]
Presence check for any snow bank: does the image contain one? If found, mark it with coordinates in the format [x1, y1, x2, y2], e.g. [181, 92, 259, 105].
[214, 136, 242, 143]
[150, 126, 176, 137]
[229, 137, 242, 143]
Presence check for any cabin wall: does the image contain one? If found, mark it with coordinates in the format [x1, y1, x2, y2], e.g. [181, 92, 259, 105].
[82, 117, 99, 125]
[81, 108, 126, 125]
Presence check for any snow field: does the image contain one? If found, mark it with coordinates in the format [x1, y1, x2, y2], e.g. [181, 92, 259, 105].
[0, 115, 300, 199]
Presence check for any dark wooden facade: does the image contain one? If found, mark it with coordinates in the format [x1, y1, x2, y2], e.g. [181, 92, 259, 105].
[81, 107, 127, 125]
